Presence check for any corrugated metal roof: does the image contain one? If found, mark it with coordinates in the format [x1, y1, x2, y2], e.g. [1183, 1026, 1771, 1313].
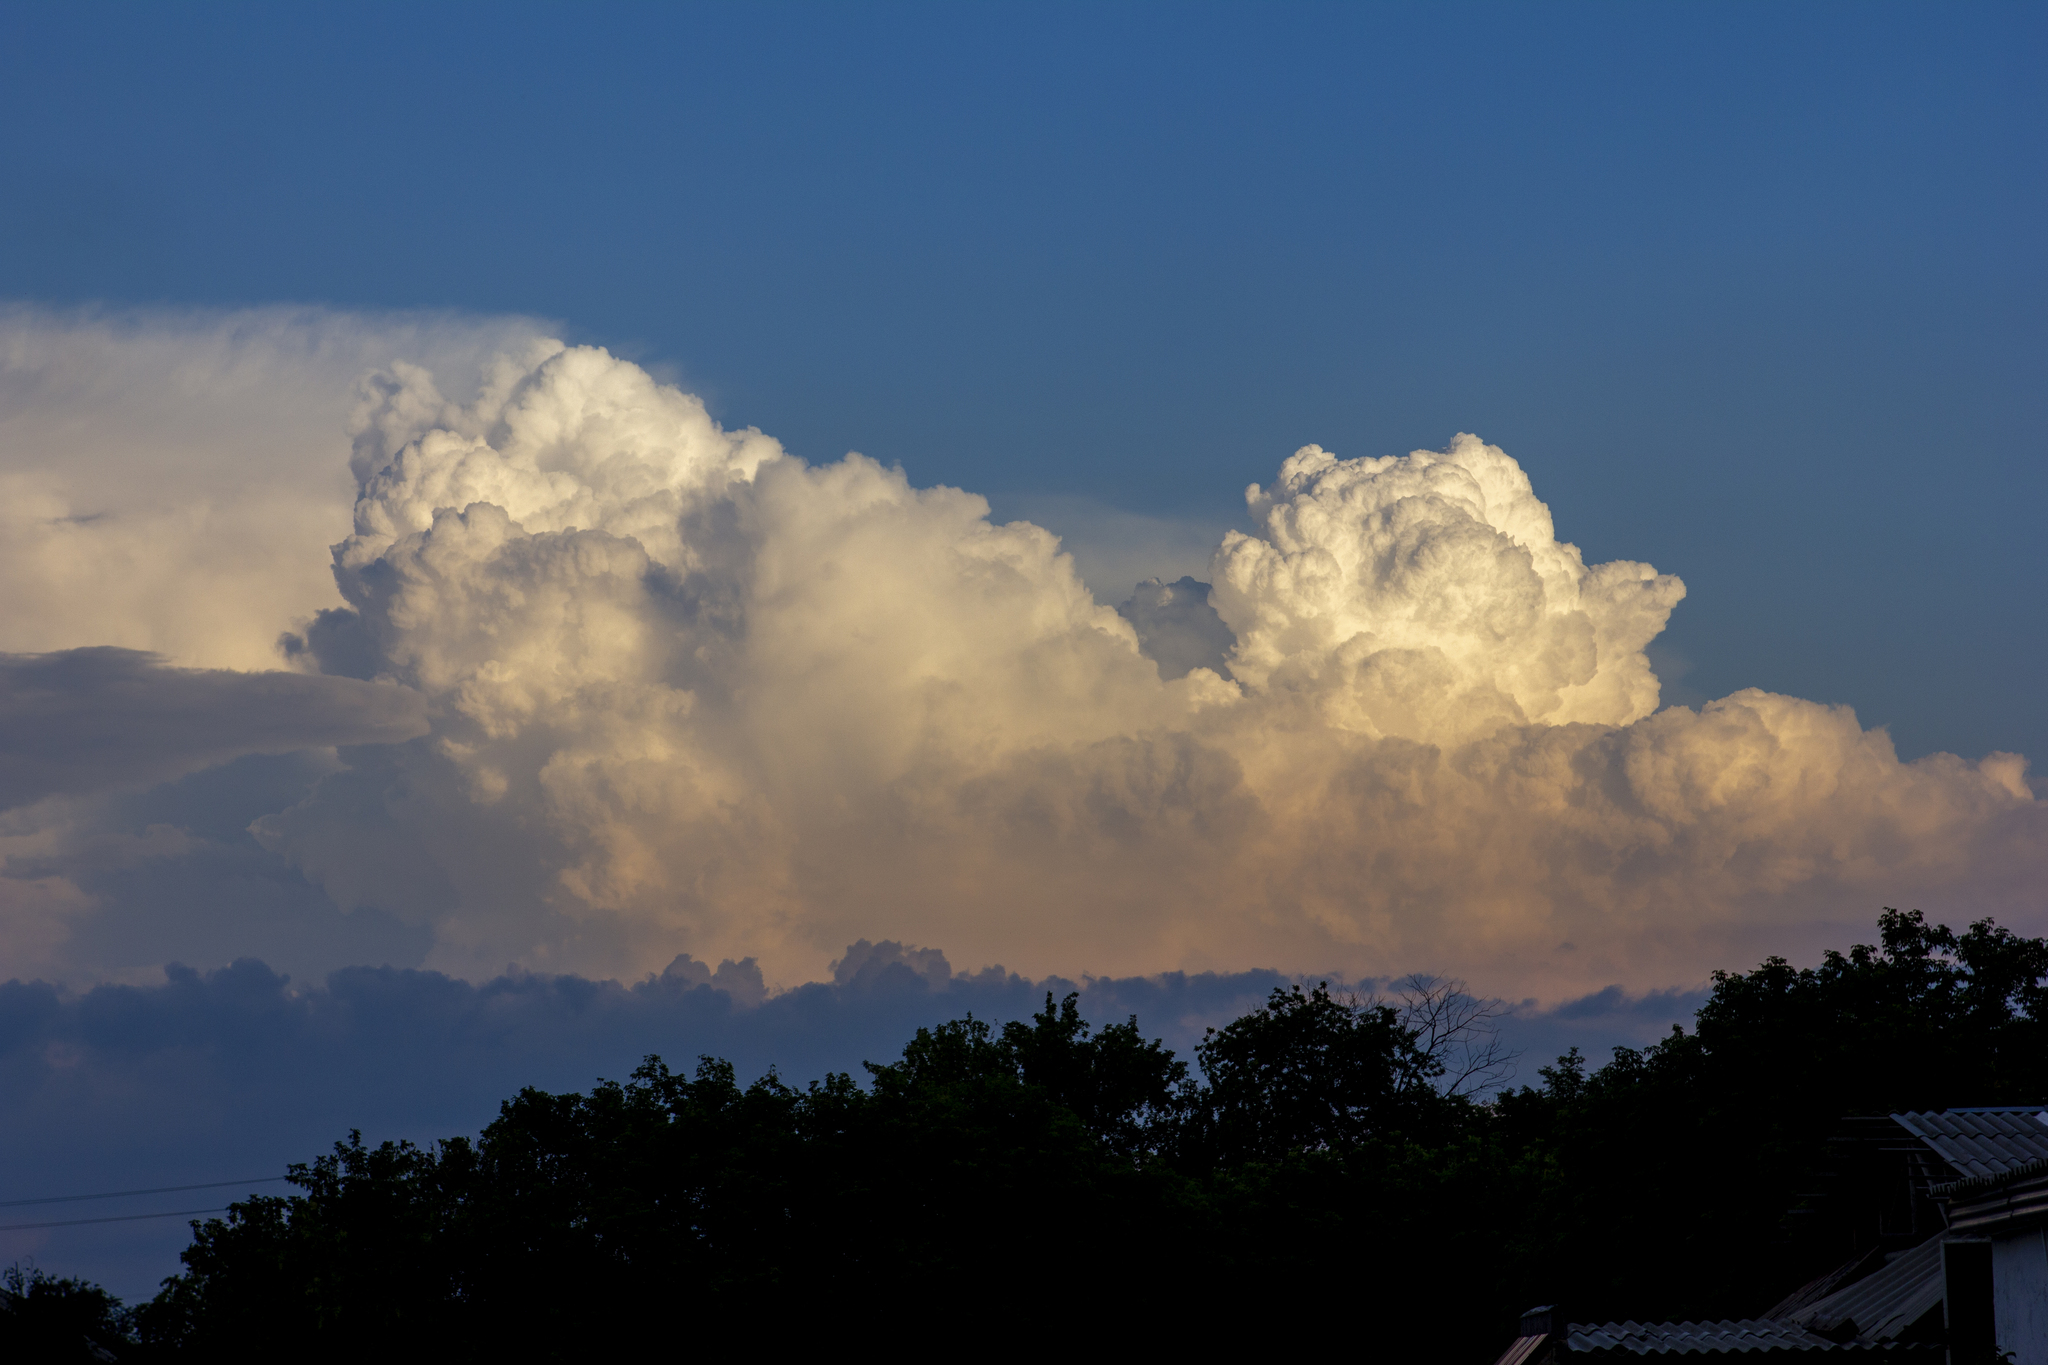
[1789, 1231, 1945, 1342]
[1890, 1108, 2048, 1183]
[1945, 1168, 2048, 1234]
[1765, 1244, 1887, 1322]
[1933, 1152, 2048, 1199]
[1561, 1319, 1907, 1353]
[1492, 1333, 1549, 1365]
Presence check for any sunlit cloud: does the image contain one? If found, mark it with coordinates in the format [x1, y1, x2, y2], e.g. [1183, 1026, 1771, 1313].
[1, 311, 2040, 999]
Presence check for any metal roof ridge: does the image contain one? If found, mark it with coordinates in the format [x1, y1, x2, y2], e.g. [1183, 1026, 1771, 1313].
[1571, 1317, 1825, 1336]
[1931, 1150, 2048, 1198]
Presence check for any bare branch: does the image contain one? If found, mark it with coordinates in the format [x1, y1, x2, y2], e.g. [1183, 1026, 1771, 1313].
[1351, 974, 1521, 1099]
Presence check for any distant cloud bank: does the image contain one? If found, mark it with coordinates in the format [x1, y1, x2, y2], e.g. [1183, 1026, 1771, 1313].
[0, 306, 2040, 1005]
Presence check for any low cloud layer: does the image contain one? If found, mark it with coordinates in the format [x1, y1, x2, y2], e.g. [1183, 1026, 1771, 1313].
[0, 312, 2041, 1001]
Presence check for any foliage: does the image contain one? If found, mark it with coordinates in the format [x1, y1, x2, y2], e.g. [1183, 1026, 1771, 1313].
[37, 910, 2048, 1360]
[0, 1261, 135, 1361]
[1488, 908, 2048, 1325]
[1192, 981, 1445, 1159]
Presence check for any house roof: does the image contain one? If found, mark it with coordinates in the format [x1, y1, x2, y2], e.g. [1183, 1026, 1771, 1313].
[1560, 1319, 1921, 1354]
[1890, 1108, 2048, 1185]
[1765, 1244, 1887, 1322]
[1786, 1230, 1945, 1342]
[1490, 1111, 2046, 1362]
[1492, 1333, 1549, 1365]
[1945, 1167, 2048, 1234]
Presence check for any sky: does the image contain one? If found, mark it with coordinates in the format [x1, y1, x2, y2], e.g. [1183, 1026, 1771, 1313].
[0, 0, 2043, 1298]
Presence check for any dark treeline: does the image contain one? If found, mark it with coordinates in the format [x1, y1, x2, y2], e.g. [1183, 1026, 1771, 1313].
[10, 910, 2048, 1361]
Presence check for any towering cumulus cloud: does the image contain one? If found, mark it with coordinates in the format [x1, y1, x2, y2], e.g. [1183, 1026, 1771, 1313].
[1, 319, 2039, 998]
[1212, 439, 1681, 739]
[217, 339, 2037, 997]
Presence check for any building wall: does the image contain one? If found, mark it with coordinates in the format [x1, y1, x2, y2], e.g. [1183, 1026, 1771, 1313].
[1993, 1226, 2048, 1365]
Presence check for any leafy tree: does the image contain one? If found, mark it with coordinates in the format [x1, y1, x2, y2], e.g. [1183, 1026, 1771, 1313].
[1192, 981, 1446, 1161]
[101, 909, 2048, 1360]
[1, 1261, 135, 1361]
[138, 993, 1203, 1354]
[997, 992, 1192, 1159]
[1490, 909, 2048, 1333]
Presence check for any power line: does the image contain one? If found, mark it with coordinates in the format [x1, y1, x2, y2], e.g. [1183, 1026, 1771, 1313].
[0, 1207, 231, 1233]
[0, 1177, 288, 1210]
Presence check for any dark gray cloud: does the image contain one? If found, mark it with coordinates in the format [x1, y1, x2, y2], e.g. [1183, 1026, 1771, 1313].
[1116, 576, 1235, 681]
[0, 945, 1697, 1302]
[1550, 982, 1706, 1023]
[0, 648, 427, 811]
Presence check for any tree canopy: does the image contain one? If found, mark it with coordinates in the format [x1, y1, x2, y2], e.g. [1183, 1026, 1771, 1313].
[12, 909, 2047, 1361]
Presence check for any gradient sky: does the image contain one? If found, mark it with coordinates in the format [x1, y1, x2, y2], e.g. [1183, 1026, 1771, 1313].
[2, 1, 2045, 1299]
[3, 0, 2042, 761]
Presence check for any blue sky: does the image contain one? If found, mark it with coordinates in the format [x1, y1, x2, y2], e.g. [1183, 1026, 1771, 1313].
[4, 1, 2042, 759]
[1, 1, 2044, 1298]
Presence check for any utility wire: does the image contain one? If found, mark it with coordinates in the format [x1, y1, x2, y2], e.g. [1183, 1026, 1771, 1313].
[0, 1177, 289, 1210]
[0, 1207, 232, 1233]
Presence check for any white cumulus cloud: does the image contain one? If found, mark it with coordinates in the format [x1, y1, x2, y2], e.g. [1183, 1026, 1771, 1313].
[1211, 436, 1683, 739]
[249, 339, 2043, 997]
[2, 314, 2040, 1001]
